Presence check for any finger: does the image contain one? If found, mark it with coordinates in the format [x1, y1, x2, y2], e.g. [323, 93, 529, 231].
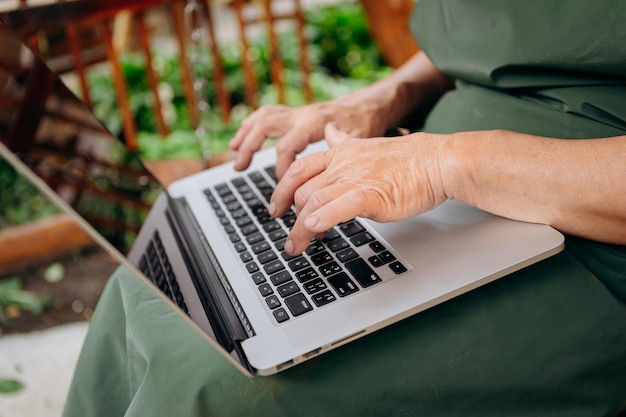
[233, 117, 289, 171]
[274, 131, 313, 180]
[270, 150, 330, 218]
[324, 122, 353, 147]
[229, 107, 271, 150]
[284, 184, 368, 255]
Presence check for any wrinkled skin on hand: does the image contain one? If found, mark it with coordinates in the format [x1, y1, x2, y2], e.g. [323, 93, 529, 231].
[229, 98, 393, 179]
[270, 123, 448, 255]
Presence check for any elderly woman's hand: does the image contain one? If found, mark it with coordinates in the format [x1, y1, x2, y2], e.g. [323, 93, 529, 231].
[270, 123, 450, 255]
[229, 96, 395, 179]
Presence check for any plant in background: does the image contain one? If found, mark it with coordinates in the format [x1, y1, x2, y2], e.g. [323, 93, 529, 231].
[0, 159, 59, 229]
[86, 3, 391, 161]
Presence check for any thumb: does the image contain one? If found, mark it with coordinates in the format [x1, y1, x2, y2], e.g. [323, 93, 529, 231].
[324, 122, 352, 148]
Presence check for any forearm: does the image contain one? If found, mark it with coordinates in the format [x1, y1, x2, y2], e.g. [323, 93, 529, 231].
[331, 51, 454, 132]
[442, 130, 626, 245]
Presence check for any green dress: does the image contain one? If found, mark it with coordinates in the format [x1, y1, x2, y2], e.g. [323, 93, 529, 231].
[63, 1, 626, 416]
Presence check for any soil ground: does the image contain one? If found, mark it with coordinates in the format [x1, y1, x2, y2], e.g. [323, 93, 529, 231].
[0, 248, 118, 335]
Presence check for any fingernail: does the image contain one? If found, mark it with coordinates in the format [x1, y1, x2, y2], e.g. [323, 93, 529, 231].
[268, 202, 276, 217]
[304, 214, 320, 229]
[284, 239, 295, 255]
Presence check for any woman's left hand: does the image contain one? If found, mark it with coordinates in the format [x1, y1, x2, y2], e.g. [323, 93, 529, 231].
[270, 123, 450, 255]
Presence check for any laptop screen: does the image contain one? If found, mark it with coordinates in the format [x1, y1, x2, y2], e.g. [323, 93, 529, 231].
[0, 19, 162, 254]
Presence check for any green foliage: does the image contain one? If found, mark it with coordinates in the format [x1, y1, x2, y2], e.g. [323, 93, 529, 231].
[0, 277, 50, 324]
[85, 3, 390, 160]
[0, 159, 59, 228]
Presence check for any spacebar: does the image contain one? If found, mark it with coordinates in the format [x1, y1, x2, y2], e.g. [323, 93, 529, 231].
[345, 258, 381, 288]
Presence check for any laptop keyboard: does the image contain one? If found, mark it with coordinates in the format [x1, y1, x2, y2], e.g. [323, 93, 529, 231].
[139, 231, 189, 315]
[204, 166, 411, 325]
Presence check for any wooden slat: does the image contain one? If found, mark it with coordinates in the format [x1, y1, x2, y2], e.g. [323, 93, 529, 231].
[136, 12, 170, 137]
[231, 0, 258, 109]
[101, 19, 139, 151]
[65, 24, 93, 109]
[261, 0, 285, 104]
[0, 214, 95, 276]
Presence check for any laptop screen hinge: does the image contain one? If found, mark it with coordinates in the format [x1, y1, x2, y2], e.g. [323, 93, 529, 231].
[166, 196, 255, 359]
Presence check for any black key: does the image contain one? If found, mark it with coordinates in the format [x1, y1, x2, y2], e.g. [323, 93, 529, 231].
[311, 290, 337, 307]
[323, 229, 341, 242]
[319, 261, 342, 277]
[303, 278, 327, 294]
[327, 238, 349, 253]
[284, 293, 313, 316]
[246, 261, 260, 274]
[251, 272, 266, 285]
[327, 272, 359, 297]
[229, 233, 241, 243]
[350, 231, 375, 247]
[240, 251, 253, 263]
[231, 177, 246, 187]
[305, 241, 325, 255]
[219, 217, 230, 226]
[336, 248, 358, 263]
[246, 232, 265, 245]
[251, 241, 270, 254]
[275, 238, 287, 251]
[264, 166, 277, 182]
[248, 171, 264, 183]
[236, 216, 253, 227]
[257, 250, 278, 264]
[263, 220, 281, 233]
[311, 251, 333, 266]
[268, 229, 288, 242]
[203, 189, 215, 200]
[278, 281, 300, 298]
[389, 261, 408, 275]
[257, 213, 273, 225]
[270, 270, 292, 286]
[369, 255, 384, 268]
[240, 224, 258, 236]
[281, 215, 296, 228]
[223, 225, 235, 234]
[339, 220, 364, 237]
[226, 201, 242, 212]
[345, 258, 382, 288]
[273, 308, 289, 323]
[263, 260, 285, 275]
[378, 250, 396, 264]
[369, 241, 386, 253]
[215, 183, 230, 196]
[296, 267, 319, 283]
[265, 295, 282, 310]
[236, 184, 252, 194]
[288, 257, 310, 272]
[258, 283, 273, 296]
[241, 191, 256, 201]
[281, 250, 299, 261]
[234, 242, 246, 253]
[222, 194, 237, 204]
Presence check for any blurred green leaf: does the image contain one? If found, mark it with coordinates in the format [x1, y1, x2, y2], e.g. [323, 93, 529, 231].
[0, 278, 51, 323]
[0, 379, 24, 394]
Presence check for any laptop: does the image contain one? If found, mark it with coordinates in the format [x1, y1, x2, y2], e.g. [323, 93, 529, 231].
[0, 19, 564, 376]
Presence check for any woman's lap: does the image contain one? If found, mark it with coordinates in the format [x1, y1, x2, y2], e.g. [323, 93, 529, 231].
[63, 249, 626, 417]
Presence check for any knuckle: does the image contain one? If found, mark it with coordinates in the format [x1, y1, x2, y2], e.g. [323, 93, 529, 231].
[293, 186, 309, 208]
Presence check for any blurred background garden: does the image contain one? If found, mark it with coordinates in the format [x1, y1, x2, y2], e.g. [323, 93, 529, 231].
[0, 0, 417, 336]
